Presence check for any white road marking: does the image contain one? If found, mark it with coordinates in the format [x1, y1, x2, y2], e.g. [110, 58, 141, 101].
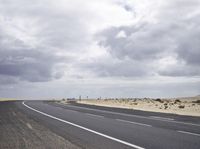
[85, 113, 104, 118]
[177, 131, 200, 137]
[61, 104, 200, 127]
[149, 116, 174, 121]
[116, 119, 152, 127]
[26, 123, 33, 129]
[22, 101, 144, 149]
[65, 109, 78, 113]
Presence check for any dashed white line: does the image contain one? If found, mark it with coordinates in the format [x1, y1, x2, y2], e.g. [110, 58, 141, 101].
[116, 119, 152, 127]
[63, 108, 79, 113]
[22, 101, 144, 149]
[149, 116, 174, 121]
[62, 104, 200, 127]
[85, 113, 104, 118]
[177, 131, 200, 137]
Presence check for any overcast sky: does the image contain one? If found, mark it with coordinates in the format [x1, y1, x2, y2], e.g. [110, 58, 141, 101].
[0, 0, 200, 99]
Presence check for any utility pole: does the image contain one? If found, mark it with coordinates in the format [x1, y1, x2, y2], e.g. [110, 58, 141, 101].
[79, 95, 81, 101]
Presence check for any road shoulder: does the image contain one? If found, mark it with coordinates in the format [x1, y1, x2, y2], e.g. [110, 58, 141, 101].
[0, 101, 81, 149]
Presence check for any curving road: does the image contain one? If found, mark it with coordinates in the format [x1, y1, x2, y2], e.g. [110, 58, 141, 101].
[15, 101, 200, 149]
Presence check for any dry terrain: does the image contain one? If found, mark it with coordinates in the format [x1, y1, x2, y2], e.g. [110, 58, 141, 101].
[73, 96, 200, 117]
[0, 98, 16, 101]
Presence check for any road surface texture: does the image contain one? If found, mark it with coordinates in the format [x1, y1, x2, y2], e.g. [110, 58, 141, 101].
[0, 101, 80, 149]
[1, 100, 200, 149]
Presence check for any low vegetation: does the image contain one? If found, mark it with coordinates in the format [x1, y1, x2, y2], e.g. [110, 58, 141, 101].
[178, 105, 185, 109]
[192, 100, 200, 103]
[155, 98, 164, 103]
[174, 99, 181, 104]
[73, 96, 200, 117]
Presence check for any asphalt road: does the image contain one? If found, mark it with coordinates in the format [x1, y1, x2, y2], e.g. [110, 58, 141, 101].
[0, 101, 80, 149]
[14, 101, 200, 149]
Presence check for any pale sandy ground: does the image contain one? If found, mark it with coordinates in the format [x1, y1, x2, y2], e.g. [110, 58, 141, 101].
[75, 96, 200, 117]
[0, 98, 16, 101]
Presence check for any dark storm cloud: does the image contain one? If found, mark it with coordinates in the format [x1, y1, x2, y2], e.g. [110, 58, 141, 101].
[0, 0, 89, 84]
[0, 27, 64, 83]
[0, 49, 63, 82]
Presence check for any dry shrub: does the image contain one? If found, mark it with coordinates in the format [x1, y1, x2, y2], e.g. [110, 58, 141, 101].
[155, 98, 164, 103]
[178, 105, 185, 109]
[192, 100, 200, 103]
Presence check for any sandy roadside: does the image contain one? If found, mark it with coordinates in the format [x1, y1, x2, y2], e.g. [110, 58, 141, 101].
[74, 97, 200, 117]
[0, 98, 16, 101]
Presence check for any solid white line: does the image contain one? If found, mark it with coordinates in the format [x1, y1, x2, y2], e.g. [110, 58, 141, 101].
[116, 119, 152, 127]
[177, 131, 200, 137]
[149, 116, 174, 121]
[85, 113, 104, 118]
[22, 101, 144, 149]
[61, 104, 200, 127]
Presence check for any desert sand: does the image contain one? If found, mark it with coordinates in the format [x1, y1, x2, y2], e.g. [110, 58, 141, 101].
[76, 96, 200, 117]
[0, 98, 16, 102]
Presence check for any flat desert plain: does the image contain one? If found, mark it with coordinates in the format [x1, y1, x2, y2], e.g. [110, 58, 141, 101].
[0, 98, 16, 102]
[76, 96, 200, 117]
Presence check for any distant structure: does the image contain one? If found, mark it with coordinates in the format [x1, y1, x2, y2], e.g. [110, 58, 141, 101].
[66, 98, 76, 103]
[79, 95, 81, 101]
[67, 98, 75, 100]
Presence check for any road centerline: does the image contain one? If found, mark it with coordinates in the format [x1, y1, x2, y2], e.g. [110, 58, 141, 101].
[22, 101, 145, 149]
[85, 113, 104, 118]
[60, 104, 200, 127]
[116, 119, 152, 127]
[149, 116, 174, 121]
[177, 131, 200, 137]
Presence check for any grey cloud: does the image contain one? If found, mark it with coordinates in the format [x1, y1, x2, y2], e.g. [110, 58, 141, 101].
[0, 0, 90, 50]
[158, 65, 200, 77]
[0, 48, 64, 82]
[84, 58, 151, 77]
[158, 0, 200, 66]
[98, 23, 174, 61]
[0, 75, 18, 85]
[0, 0, 90, 84]
[0, 27, 64, 83]
[0, 0, 199, 98]
[176, 24, 200, 66]
[96, 0, 200, 77]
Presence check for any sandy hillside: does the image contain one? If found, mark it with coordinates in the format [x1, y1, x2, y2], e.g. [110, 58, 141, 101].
[76, 96, 200, 117]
